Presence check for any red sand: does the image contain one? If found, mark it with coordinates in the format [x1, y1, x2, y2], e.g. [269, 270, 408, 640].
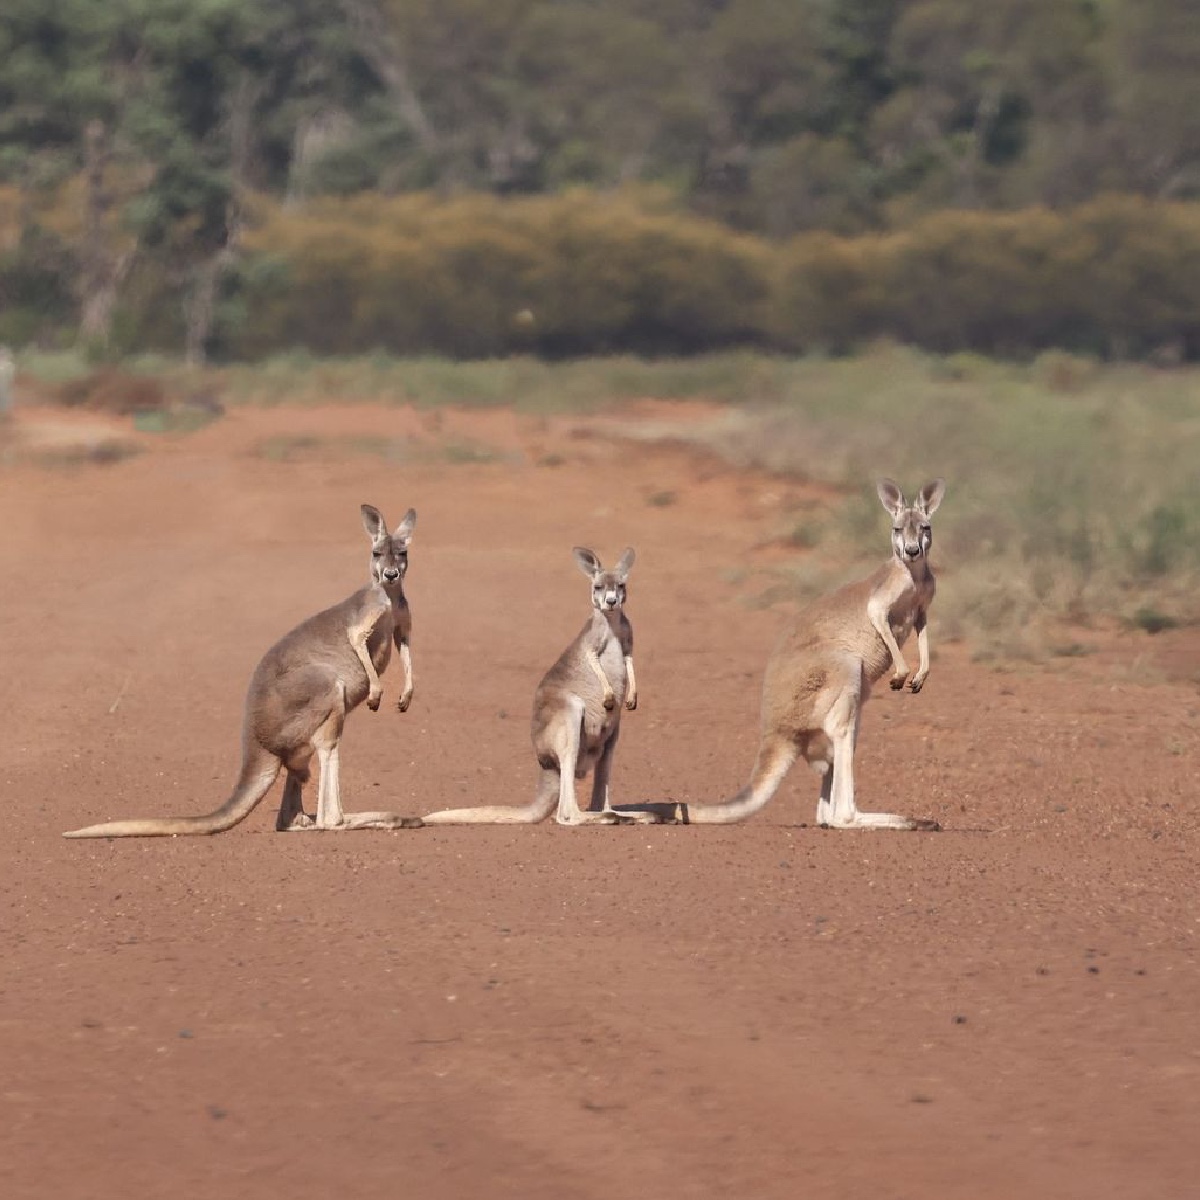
[1, 402, 1197, 1199]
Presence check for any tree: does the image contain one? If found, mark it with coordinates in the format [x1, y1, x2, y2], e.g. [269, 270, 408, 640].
[512, 3, 698, 188]
[685, 0, 833, 228]
[873, 0, 1113, 213]
[0, 0, 388, 359]
[0, 0, 146, 347]
[1111, 0, 1200, 199]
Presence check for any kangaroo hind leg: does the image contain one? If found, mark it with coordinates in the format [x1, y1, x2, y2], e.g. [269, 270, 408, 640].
[276, 766, 312, 831]
[822, 685, 937, 831]
[591, 726, 660, 824]
[554, 700, 621, 826]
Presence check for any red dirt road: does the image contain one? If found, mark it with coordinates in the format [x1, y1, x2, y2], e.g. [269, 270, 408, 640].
[2, 403, 1198, 1199]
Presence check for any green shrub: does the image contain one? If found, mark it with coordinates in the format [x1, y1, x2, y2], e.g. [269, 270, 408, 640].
[0, 225, 75, 345]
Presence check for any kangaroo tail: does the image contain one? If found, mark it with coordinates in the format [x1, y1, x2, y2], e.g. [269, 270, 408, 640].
[422, 766, 558, 825]
[652, 735, 797, 826]
[421, 805, 547, 825]
[683, 735, 797, 824]
[63, 746, 281, 838]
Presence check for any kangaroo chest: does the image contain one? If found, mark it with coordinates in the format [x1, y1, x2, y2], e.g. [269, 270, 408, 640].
[860, 566, 934, 683]
[367, 610, 396, 674]
[580, 629, 627, 746]
[881, 563, 934, 638]
[886, 587, 923, 642]
[597, 633, 626, 684]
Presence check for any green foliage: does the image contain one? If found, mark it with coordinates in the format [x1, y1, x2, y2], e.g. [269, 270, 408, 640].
[0, 225, 75, 344]
[1131, 608, 1180, 636]
[4, 0, 1200, 358]
[0, 0, 119, 178]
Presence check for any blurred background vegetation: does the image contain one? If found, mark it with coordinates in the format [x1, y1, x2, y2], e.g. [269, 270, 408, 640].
[3, 0, 1199, 650]
[3, 0, 1200, 362]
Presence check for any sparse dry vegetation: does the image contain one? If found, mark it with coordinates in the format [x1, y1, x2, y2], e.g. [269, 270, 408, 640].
[571, 344, 1200, 655]
[14, 344, 1199, 657]
[250, 431, 509, 467]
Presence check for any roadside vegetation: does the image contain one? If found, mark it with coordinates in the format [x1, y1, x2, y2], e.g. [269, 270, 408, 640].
[4, 2, 1200, 365]
[17, 344, 1200, 657]
[8, 189, 1200, 363]
[618, 345, 1200, 659]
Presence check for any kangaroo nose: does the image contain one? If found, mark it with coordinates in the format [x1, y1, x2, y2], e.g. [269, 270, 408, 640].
[904, 544, 921, 558]
[383, 568, 401, 581]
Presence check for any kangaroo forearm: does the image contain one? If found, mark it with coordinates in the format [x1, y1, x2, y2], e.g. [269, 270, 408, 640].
[397, 641, 414, 709]
[586, 648, 613, 697]
[870, 614, 907, 672]
[353, 634, 382, 690]
[916, 622, 930, 676]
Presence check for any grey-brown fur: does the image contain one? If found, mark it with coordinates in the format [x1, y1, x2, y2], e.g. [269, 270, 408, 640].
[620, 479, 945, 829]
[422, 546, 658, 826]
[63, 505, 422, 838]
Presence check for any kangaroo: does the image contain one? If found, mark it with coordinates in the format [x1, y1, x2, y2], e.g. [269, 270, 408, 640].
[423, 546, 658, 826]
[621, 479, 945, 829]
[63, 505, 423, 838]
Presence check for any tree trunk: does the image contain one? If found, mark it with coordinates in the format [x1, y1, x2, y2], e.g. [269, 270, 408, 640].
[78, 119, 136, 348]
[183, 72, 259, 368]
[336, 0, 440, 156]
[0, 348, 14, 418]
[183, 249, 233, 368]
[959, 83, 1002, 207]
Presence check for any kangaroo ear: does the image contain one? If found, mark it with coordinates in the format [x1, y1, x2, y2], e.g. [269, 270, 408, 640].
[614, 546, 636, 581]
[876, 478, 905, 518]
[572, 546, 601, 578]
[393, 507, 417, 543]
[361, 504, 388, 544]
[917, 479, 945, 517]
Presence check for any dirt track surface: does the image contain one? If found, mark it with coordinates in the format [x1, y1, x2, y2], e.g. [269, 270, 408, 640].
[2, 402, 1198, 1199]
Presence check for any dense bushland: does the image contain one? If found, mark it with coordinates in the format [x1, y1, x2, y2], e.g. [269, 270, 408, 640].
[4, 1, 1200, 361]
[224, 193, 1200, 361]
[10, 189, 1200, 361]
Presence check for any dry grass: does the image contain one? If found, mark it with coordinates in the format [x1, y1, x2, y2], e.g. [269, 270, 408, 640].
[600, 344, 1200, 655]
[251, 432, 510, 466]
[16, 344, 1200, 655]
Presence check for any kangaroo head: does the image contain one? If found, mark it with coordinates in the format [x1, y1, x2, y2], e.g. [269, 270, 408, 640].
[361, 504, 417, 590]
[573, 545, 635, 612]
[876, 479, 945, 565]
